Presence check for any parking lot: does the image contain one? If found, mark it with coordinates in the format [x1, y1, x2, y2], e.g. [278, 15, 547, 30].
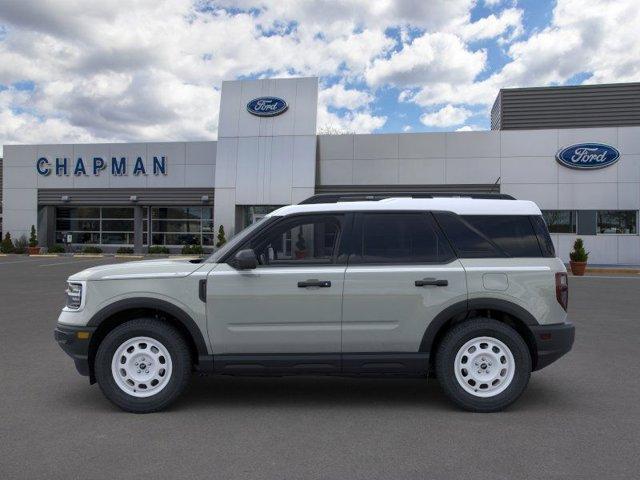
[1, 255, 639, 479]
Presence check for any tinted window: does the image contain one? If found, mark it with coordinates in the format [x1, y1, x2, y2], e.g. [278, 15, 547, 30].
[597, 210, 637, 234]
[462, 215, 542, 257]
[356, 213, 454, 263]
[434, 212, 502, 258]
[531, 215, 556, 257]
[542, 210, 576, 233]
[249, 215, 342, 265]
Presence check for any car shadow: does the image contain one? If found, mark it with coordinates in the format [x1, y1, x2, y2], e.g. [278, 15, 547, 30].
[56, 374, 573, 414]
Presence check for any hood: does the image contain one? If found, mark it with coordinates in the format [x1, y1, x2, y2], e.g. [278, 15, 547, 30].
[68, 258, 204, 281]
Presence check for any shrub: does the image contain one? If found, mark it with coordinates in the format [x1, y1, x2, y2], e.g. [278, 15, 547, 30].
[13, 235, 28, 254]
[216, 225, 227, 248]
[48, 244, 66, 254]
[182, 244, 204, 255]
[1, 233, 14, 253]
[148, 245, 170, 254]
[82, 246, 103, 254]
[569, 238, 589, 262]
[116, 247, 135, 254]
[29, 225, 38, 247]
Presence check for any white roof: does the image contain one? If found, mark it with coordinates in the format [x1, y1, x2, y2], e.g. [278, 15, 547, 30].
[269, 197, 542, 217]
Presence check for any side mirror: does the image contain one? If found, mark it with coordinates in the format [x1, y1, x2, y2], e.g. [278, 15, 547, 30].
[232, 249, 258, 270]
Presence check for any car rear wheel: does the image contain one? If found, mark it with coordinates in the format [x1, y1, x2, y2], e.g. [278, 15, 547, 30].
[436, 318, 531, 412]
[95, 318, 191, 413]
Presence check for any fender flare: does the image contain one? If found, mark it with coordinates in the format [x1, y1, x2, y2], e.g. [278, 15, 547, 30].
[87, 297, 209, 356]
[419, 298, 538, 353]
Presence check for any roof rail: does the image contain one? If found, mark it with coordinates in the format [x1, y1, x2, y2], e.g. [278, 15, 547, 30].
[299, 192, 516, 204]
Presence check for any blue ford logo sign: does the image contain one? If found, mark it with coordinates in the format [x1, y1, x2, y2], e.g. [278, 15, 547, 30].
[556, 143, 620, 170]
[247, 97, 288, 117]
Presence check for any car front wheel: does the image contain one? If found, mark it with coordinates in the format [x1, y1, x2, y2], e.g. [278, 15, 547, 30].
[436, 318, 531, 412]
[94, 318, 192, 413]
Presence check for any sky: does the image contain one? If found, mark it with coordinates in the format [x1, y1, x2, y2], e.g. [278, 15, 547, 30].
[0, 0, 639, 154]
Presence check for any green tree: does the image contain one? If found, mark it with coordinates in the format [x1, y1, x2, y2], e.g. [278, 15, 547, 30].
[1, 232, 15, 253]
[215, 225, 227, 248]
[29, 225, 38, 247]
[569, 238, 589, 262]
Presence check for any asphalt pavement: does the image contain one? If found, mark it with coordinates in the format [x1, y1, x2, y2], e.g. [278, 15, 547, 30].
[0, 255, 639, 479]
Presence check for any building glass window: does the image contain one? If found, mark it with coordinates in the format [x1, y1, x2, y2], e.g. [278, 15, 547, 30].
[542, 210, 577, 234]
[150, 206, 214, 246]
[241, 205, 284, 228]
[55, 207, 137, 245]
[597, 211, 638, 234]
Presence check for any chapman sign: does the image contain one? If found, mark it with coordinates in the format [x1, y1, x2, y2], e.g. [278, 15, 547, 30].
[36, 156, 168, 177]
[556, 143, 620, 170]
[246, 97, 288, 117]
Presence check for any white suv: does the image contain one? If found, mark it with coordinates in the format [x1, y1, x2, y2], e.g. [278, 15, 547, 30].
[54, 194, 574, 413]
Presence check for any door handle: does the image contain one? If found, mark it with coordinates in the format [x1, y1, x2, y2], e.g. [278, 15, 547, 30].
[298, 279, 332, 288]
[198, 279, 207, 302]
[415, 278, 448, 287]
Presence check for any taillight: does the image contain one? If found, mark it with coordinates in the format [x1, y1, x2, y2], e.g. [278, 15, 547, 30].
[555, 272, 568, 311]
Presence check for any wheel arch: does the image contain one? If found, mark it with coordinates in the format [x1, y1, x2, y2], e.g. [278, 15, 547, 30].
[421, 298, 539, 371]
[86, 298, 209, 383]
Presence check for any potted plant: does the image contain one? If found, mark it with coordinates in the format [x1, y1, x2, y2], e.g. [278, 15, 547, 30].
[13, 235, 28, 254]
[216, 225, 227, 248]
[1, 232, 14, 253]
[569, 238, 589, 276]
[28, 225, 40, 255]
[294, 230, 307, 259]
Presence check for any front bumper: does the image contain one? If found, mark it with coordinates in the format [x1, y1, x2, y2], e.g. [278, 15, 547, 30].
[530, 322, 575, 371]
[54, 324, 97, 377]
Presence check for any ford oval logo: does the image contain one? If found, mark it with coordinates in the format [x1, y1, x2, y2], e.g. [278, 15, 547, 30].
[246, 97, 288, 117]
[556, 143, 620, 170]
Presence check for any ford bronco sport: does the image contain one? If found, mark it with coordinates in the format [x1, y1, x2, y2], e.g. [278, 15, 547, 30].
[54, 193, 574, 413]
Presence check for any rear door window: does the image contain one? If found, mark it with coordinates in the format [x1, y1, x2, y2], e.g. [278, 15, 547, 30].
[353, 213, 454, 264]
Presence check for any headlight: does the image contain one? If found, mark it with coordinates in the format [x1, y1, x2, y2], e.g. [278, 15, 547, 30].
[65, 282, 83, 310]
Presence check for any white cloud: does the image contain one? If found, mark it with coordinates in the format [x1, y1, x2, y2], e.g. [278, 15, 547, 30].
[319, 84, 373, 110]
[458, 8, 523, 42]
[402, 125, 412, 132]
[317, 107, 387, 134]
[456, 124, 483, 131]
[405, 0, 640, 109]
[0, 0, 639, 150]
[420, 104, 472, 127]
[366, 32, 486, 87]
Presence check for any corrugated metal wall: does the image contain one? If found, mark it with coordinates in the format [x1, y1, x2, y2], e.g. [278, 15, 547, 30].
[492, 82, 640, 130]
[38, 188, 215, 206]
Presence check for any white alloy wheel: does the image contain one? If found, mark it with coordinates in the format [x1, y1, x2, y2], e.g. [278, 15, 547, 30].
[454, 336, 515, 398]
[111, 336, 173, 398]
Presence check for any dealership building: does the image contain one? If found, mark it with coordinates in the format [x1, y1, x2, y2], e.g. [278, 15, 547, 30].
[2, 78, 640, 264]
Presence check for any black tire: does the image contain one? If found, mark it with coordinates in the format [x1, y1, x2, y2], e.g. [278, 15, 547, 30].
[435, 318, 531, 412]
[95, 318, 192, 413]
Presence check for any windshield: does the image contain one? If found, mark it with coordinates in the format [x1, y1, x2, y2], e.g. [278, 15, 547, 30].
[207, 216, 273, 263]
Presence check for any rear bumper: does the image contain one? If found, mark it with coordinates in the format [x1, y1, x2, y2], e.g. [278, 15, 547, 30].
[54, 324, 96, 377]
[531, 322, 575, 371]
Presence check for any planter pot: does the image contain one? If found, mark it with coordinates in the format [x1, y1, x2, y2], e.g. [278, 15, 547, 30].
[295, 250, 307, 259]
[27, 246, 41, 255]
[570, 261, 587, 276]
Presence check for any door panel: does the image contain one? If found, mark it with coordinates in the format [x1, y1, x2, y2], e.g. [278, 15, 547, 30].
[341, 262, 467, 352]
[341, 212, 468, 353]
[207, 264, 345, 354]
[206, 213, 348, 355]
